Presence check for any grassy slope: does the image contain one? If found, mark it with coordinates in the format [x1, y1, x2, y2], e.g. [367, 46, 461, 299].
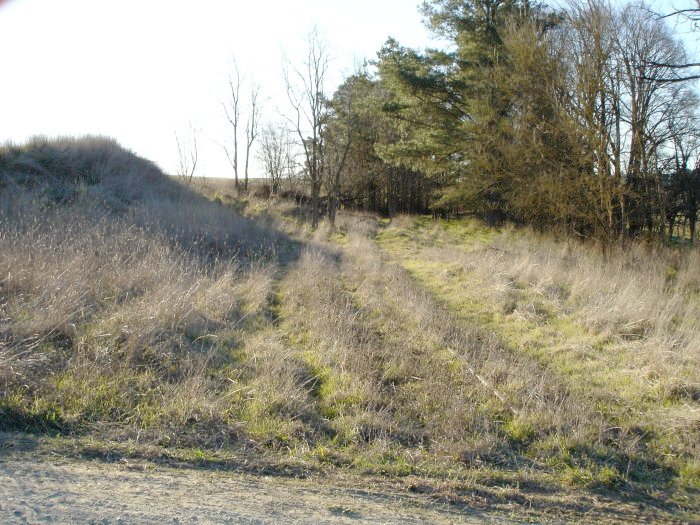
[0, 137, 285, 447]
[1, 138, 697, 522]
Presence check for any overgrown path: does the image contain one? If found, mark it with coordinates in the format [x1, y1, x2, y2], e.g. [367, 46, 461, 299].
[259, 214, 691, 522]
[374, 218, 699, 443]
[4, 140, 695, 522]
[1, 190, 695, 522]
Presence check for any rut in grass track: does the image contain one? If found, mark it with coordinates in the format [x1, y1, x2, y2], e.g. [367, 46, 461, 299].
[273, 216, 649, 485]
[332, 220, 600, 458]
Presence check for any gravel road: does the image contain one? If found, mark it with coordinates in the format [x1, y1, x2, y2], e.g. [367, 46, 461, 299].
[0, 454, 495, 524]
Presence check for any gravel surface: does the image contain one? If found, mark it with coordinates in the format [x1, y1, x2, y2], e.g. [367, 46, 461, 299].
[0, 455, 493, 524]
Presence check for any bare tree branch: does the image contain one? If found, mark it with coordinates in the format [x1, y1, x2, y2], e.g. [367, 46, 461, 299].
[244, 83, 262, 192]
[222, 57, 242, 190]
[282, 27, 330, 229]
[175, 122, 199, 186]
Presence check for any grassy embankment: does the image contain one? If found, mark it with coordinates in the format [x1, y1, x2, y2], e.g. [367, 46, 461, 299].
[1, 137, 697, 522]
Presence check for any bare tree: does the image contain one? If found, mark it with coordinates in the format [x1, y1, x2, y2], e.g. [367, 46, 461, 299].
[556, 0, 625, 238]
[615, 4, 695, 234]
[175, 123, 198, 186]
[222, 58, 242, 191]
[283, 27, 330, 229]
[658, 0, 700, 25]
[645, 0, 700, 81]
[258, 122, 292, 195]
[243, 84, 261, 192]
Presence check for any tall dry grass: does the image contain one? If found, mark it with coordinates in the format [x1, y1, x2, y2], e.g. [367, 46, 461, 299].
[0, 136, 282, 446]
[271, 213, 668, 483]
[376, 215, 700, 488]
[0, 136, 282, 258]
[422, 223, 700, 395]
[1, 137, 697, 507]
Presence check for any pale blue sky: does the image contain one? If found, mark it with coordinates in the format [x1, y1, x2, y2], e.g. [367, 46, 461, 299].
[0, 0, 696, 178]
[0, 0, 437, 178]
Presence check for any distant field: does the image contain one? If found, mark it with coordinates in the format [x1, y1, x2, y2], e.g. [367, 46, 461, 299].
[1, 138, 698, 522]
[184, 176, 299, 194]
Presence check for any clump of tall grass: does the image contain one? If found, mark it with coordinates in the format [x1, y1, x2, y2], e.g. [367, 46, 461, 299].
[0, 135, 282, 259]
[0, 135, 172, 206]
[0, 205, 274, 443]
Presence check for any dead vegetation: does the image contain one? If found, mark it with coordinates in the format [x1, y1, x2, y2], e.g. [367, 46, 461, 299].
[0, 136, 281, 447]
[0, 137, 698, 522]
[377, 216, 700, 502]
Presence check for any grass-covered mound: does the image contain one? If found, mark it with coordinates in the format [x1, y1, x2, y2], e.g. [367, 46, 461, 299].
[0, 136, 283, 446]
[0, 135, 172, 208]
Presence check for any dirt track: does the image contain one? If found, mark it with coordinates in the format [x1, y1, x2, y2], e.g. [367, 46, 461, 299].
[0, 453, 497, 524]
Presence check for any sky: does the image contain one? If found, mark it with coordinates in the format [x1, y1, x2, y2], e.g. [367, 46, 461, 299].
[0, 0, 438, 178]
[0, 0, 697, 179]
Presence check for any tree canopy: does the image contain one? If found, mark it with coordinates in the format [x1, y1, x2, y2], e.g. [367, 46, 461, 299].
[273, 0, 699, 242]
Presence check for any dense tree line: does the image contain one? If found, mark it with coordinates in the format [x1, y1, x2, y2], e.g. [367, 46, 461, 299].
[261, 0, 700, 242]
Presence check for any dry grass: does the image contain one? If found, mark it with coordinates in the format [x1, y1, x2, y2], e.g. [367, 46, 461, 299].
[377, 215, 700, 495]
[0, 137, 281, 447]
[402, 219, 700, 400]
[0, 137, 697, 520]
[258, 212, 687, 499]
